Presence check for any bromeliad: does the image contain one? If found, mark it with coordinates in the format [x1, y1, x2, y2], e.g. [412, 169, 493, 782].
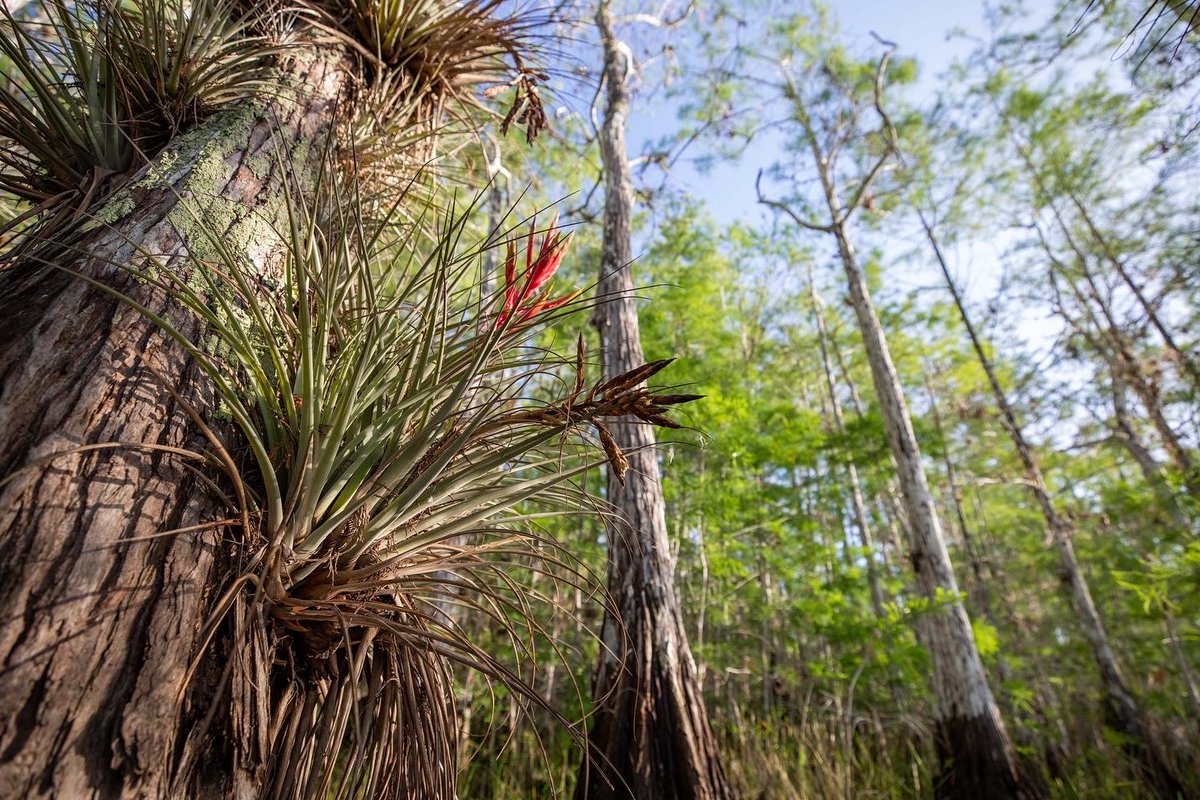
[497, 212, 581, 327]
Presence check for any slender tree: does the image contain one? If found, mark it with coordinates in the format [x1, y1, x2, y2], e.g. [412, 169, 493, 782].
[756, 39, 1038, 799]
[576, 2, 731, 798]
[921, 210, 1183, 797]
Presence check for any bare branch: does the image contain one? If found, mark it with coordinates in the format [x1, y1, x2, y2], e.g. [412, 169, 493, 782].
[844, 41, 900, 221]
[616, 0, 697, 29]
[755, 169, 834, 233]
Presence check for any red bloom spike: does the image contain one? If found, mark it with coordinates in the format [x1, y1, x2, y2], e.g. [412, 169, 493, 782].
[520, 288, 583, 322]
[495, 214, 577, 330]
[504, 239, 516, 288]
[539, 211, 560, 259]
[525, 217, 536, 278]
[525, 231, 573, 299]
[501, 239, 519, 315]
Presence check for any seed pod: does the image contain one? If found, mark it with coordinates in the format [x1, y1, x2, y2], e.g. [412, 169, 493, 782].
[643, 413, 682, 429]
[651, 393, 705, 406]
[594, 421, 628, 484]
[596, 358, 675, 395]
[573, 334, 586, 396]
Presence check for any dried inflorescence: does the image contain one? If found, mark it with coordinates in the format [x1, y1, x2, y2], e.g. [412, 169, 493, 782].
[479, 338, 702, 484]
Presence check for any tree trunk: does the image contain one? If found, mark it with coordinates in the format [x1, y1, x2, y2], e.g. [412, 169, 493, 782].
[922, 372, 1012, 684]
[1064, 192, 1200, 395]
[575, 3, 731, 798]
[0, 50, 348, 799]
[832, 225, 1036, 800]
[922, 214, 1183, 798]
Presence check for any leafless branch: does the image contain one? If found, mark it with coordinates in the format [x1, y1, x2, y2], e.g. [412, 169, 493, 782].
[844, 39, 900, 221]
[617, 0, 697, 30]
[755, 169, 834, 233]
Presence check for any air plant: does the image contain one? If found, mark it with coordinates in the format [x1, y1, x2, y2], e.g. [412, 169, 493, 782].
[0, 0, 273, 244]
[70, 159, 695, 797]
[322, 0, 549, 197]
[105, 0, 275, 149]
[0, 0, 129, 208]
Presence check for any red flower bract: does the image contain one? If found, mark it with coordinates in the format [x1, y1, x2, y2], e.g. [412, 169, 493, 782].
[497, 213, 577, 327]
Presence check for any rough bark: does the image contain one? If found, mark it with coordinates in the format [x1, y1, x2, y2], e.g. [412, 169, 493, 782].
[575, 3, 731, 798]
[0, 50, 348, 799]
[922, 215, 1183, 798]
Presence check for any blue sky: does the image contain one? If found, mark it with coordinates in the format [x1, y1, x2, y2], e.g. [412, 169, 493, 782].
[544, 0, 1084, 358]
[621, 0, 996, 226]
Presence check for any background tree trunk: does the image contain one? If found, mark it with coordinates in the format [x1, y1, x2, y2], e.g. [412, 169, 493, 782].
[575, 3, 731, 798]
[832, 226, 1037, 800]
[922, 214, 1182, 798]
[0, 50, 347, 799]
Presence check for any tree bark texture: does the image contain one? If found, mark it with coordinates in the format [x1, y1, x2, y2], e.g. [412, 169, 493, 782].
[833, 228, 1037, 800]
[0, 50, 348, 799]
[576, 4, 731, 799]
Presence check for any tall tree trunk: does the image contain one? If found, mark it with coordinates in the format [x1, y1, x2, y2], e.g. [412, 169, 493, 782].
[922, 372, 1011, 686]
[922, 214, 1183, 798]
[831, 222, 1035, 800]
[575, 3, 731, 799]
[0, 50, 349, 798]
